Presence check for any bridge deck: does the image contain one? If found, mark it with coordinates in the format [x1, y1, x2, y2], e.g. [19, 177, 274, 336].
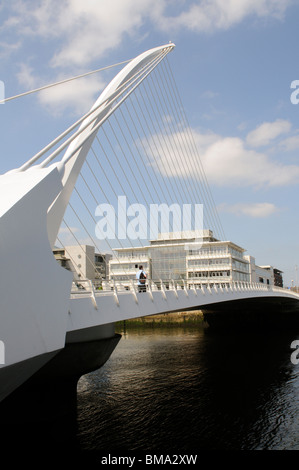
[66, 281, 299, 339]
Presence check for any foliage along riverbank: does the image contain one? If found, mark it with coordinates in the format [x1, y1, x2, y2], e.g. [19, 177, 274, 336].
[115, 310, 205, 331]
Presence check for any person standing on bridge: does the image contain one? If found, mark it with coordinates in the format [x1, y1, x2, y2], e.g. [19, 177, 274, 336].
[136, 265, 147, 292]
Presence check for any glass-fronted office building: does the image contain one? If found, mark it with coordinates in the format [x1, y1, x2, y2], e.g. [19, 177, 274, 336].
[109, 230, 264, 287]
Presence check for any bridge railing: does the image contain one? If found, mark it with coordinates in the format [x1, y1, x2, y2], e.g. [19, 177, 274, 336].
[70, 279, 297, 303]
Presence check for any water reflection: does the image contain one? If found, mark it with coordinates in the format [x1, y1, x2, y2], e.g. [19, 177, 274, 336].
[77, 326, 299, 451]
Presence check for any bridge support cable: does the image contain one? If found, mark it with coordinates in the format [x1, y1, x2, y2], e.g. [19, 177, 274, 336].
[18, 47, 171, 173]
[57, 120, 161, 285]
[0, 59, 133, 105]
[48, 48, 178, 253]
[91, 127, 177, 282]
[154, 63, 224, 241]
[55, 228, 97, 286]
[138, 80, 192, 207]
[145, 72, 203, 211]
[141, 72, 219, 241]
[46, 45, 173, 288]
[163, 57, 226, 241]
[57, 50, 228, 287]
[121, 81, 205, 250]
[128, 60, 224, 243]
[54, 51, 170, 171]
[11, 42, 223, 289]
[57, 154, 144, 286]
[114, 95, 193, 239]
[121, 100, 168, 203]
[4, 42, 227, 291]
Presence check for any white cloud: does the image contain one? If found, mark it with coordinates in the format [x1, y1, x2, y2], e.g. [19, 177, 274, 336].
[0, 40, 21, 58]
[58, 226, 79, 235]
[17, 62, 107, 115]
[156, 0, 292, 32]
[143, 127, 299, 188]
[38, 75, 107, 116]
[200, 134, 299, 187]
[279, 134, 299, 151]
[58, 225, 79, 245]
[50, 0, 152, 68]
[219, 202, 279, 218]
[246, 119, 292, 147]
[6, 0, 161, 67]
[201, 90, 219, 99]
[3, 0, 293, 67]
[16, 63, 37, 90]
[5, 0, 162, 113]
[1, 0, 294, 113]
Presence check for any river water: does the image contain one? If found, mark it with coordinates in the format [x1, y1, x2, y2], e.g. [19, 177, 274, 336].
[75, 324, 299, 453]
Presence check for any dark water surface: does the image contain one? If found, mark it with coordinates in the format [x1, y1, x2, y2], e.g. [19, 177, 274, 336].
[76, 325, 299, 452]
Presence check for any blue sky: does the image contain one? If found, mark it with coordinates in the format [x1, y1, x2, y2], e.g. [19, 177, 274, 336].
[1, 0, 299, 286]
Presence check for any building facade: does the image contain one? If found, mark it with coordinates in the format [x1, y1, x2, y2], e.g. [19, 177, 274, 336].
[109, 230, 283, 288]
[53, 245, 111, 286]
[244, 256, 283, 287]
[53, 234, 283, 289]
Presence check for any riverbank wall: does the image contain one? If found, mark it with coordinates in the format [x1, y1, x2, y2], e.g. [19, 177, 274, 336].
[116, 310, 205, 329]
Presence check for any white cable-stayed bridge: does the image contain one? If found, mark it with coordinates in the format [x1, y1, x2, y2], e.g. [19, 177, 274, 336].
[0, 43, 299, 410]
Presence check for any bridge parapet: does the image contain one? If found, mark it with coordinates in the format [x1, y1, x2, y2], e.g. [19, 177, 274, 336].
[70, 279, 299, 306]
[66, 278, 299, 339]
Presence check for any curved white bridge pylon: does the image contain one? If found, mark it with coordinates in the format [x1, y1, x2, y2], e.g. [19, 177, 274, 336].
[0, 43, 299, 404]
[0, 44, 175, 401]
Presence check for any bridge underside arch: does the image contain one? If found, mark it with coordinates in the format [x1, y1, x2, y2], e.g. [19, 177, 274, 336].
[199, 296, 299, 330]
